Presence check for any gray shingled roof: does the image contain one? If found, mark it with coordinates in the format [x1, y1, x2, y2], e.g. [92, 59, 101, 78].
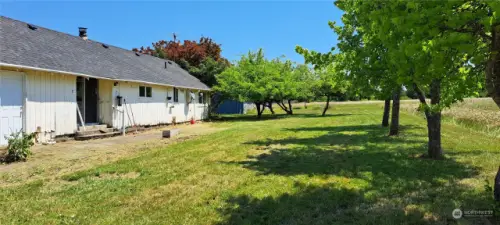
[0, 16, 210, 90]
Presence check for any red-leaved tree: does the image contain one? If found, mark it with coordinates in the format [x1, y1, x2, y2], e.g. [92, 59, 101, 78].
[133, 35, 229, 88]
[133, 36, 226, 69]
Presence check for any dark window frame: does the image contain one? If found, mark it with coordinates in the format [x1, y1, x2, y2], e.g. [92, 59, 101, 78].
[173, 88, 179, 102]
[139, 86, 152, 98]
[139, 86, 146, 97]
[198, 92, 204, 104]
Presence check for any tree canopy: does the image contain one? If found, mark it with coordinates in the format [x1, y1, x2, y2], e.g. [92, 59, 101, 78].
[294, 0, 500, 159]
[133, 36, 230, 87]
[214, 49, 328, 117]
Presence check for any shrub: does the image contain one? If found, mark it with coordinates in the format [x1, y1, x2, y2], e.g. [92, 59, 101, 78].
[5, 131, 35, 163]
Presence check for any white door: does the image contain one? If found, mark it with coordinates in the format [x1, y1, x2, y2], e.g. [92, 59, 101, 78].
[0, 71, 24, 146]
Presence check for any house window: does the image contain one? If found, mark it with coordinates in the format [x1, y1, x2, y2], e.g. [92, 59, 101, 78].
[139, 86, 152, 98]
[198, 92, 204, 104]
[173, 88, 179, 102]
[139, 86, 145, 97]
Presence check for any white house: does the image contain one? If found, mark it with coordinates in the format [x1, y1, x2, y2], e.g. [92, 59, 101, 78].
[0, 16, 210, 145]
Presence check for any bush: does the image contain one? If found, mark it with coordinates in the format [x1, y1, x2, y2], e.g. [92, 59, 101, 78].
[5, 131, 35, 163]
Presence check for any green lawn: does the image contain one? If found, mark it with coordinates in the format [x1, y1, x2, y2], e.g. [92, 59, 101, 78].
[1, 103, 499, 224]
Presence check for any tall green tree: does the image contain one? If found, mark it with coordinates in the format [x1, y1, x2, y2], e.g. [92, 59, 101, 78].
[297, 17, 401, 126]
[298, 1, 488, 159]
[214, 49, 279, 118]
[270, 58, 295, 115]
[335, 0, 485, 159]
[332, 14, 404, 134]
[187, 57, 229, 87]
[294, 47, 351, 116]
[293, 64, 316, 104]
[314, 63, 347, 116]
[273, 62, 316, 115]
[215, 49, 317, 117]
[359, 0, 500, 108]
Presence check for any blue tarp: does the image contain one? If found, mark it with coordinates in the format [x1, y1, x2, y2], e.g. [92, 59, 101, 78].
[216, 100, 244, 114]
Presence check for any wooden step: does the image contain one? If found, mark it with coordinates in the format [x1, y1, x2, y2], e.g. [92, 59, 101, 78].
[78, 124, 108, 132]
[74, 131, 122, 141]
[75, 128, 115, 137]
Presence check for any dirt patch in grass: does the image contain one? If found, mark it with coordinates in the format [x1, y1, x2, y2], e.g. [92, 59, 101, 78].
[0, 122, 225, 187]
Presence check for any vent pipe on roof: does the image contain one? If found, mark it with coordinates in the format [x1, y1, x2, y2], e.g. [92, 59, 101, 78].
[27, 24, 38, 30]
[79, 27, 88, 40]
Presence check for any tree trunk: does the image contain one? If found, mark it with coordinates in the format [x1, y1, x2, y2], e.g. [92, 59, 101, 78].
[426, 111, 442, 159]
[427, 79, 443, 159]
[267, 102, 275, 114]
[277, 101, 287, 113]
[413, 81, 443, 159]
[256, 102, 263, 118]
[322, 95, 330, 116]
[287, 100, 293, 115]
[382, 99, 391, 127]
[277, 101, 291, 114]
[486, 24, 500, 109]
[389, 89, 400, 136]
[304, 102, 307, 109]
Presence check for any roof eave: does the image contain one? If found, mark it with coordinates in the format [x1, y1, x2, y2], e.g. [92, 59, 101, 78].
[0, 62, 211, 91]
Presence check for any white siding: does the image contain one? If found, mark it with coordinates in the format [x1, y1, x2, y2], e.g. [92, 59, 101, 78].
[111, 82, 208, 129]
[24, 70, 77, 141]
[1, 68, 209, 141]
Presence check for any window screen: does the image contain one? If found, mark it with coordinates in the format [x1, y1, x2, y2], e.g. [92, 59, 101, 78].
[146, 87, 152, 97]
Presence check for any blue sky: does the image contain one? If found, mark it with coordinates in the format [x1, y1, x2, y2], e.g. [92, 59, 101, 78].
[1, 1, 342, 63]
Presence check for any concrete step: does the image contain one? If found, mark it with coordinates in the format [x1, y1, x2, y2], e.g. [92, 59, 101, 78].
[78, 124, 108, 132]
[74, 131, 122, 141]
[75, 128, 115, 137]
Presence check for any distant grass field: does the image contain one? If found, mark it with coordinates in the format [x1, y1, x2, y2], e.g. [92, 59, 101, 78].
[400, 98, 500, 137]
[0, 103, 499, 224]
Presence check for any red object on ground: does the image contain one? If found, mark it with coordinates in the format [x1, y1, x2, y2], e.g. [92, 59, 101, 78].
[190, 118, 195, 124]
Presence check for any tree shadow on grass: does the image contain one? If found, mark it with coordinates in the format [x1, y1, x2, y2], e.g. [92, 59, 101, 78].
[218, 183, 368, 225]
[217, 182, 494, 225]
[284, 124, 418, 133]
[210, 113, 353, 123]
[210, 114, 288, 123]
[246, 125, 424, 151]
[218, 124, 497, 224]
[292, 113, 355, 118]
[237, 146, 474, 182]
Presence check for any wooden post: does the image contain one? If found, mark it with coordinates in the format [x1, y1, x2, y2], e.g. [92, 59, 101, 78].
[76, 104, 85, 131]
